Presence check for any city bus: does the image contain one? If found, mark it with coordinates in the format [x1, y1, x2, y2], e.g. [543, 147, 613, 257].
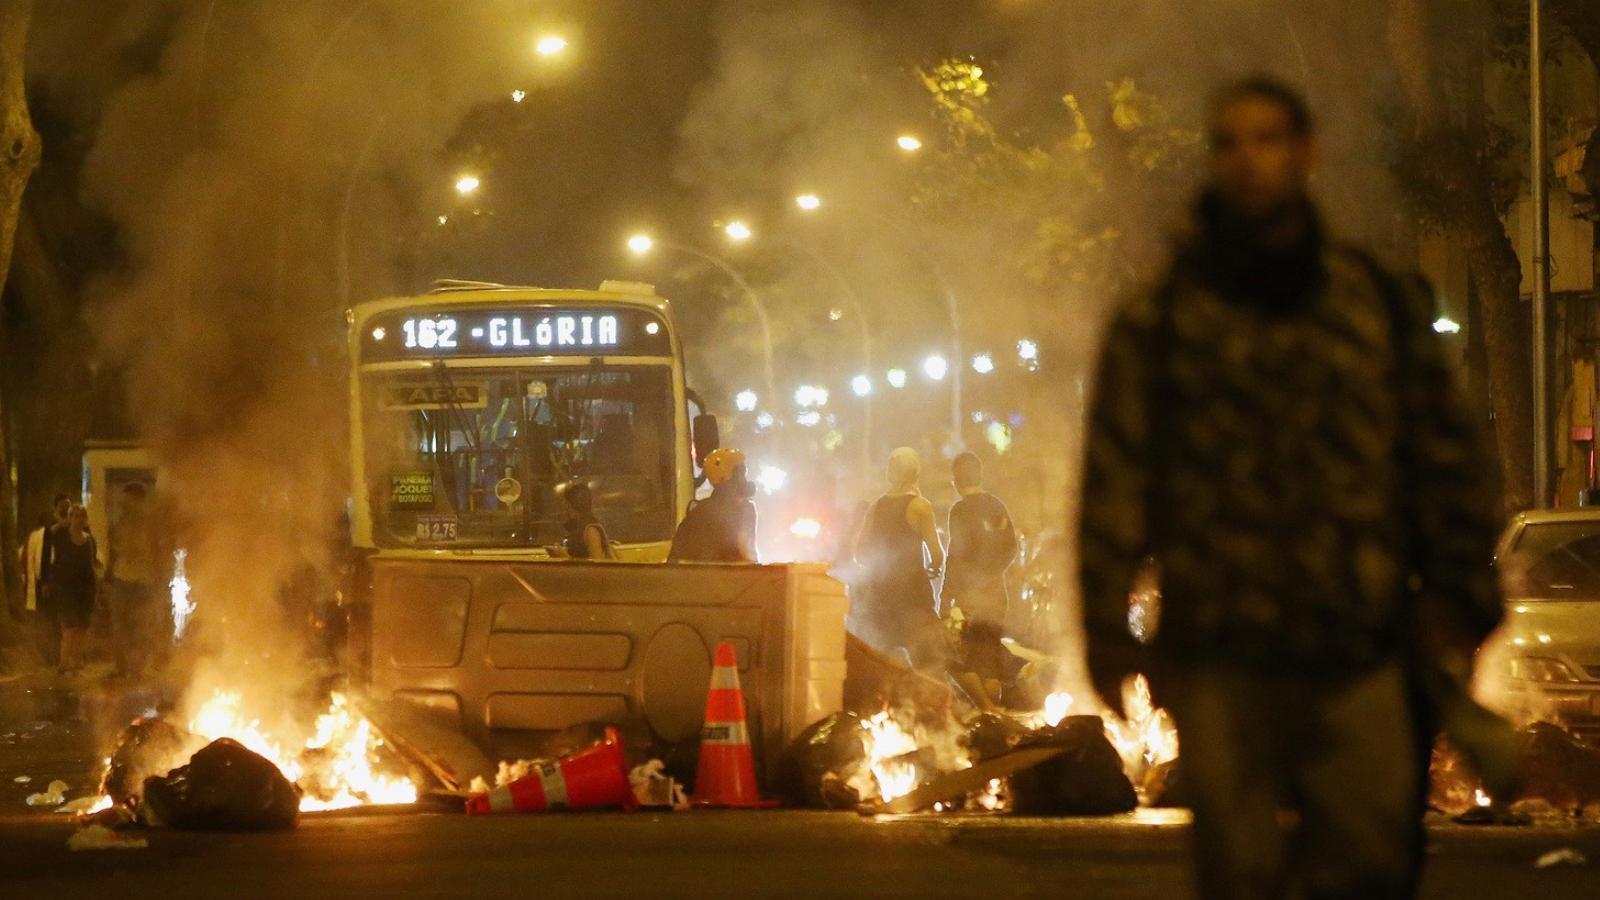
[344, 280, 847, 766]
[347, 279, 709, 562]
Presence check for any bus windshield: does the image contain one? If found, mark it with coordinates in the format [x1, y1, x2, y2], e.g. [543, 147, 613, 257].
[363, 364, 675, 548]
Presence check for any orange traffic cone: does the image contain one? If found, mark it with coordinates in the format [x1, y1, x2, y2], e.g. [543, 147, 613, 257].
[465, 726, 638, 815]
[694, 640, 776, 808]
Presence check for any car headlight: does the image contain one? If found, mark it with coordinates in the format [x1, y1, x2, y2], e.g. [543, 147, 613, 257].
[1509, 656, 1582, 683]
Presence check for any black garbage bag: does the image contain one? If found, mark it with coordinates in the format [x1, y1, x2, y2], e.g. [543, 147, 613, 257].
[101, 716, 207, 808]
[142, 738, 302, 830]
[776, 711, 867, 809]
[1009, 715, 1137, 815]
[962, 713, 1030, 763]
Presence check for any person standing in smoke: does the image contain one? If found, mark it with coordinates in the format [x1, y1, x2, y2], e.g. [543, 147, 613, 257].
[42, 504, 101, 676]
[1078, 78, 1502, 899]
[940, 451, 1018, 706]
[853, 447, 945, 669]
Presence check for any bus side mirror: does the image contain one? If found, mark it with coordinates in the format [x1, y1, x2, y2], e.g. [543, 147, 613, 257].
[692, 414, 721, 465]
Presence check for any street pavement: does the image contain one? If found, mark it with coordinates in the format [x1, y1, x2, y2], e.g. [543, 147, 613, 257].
[3, 679, 1600, 899]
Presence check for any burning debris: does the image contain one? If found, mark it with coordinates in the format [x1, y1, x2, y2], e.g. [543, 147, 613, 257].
[87, 689, 419, 830]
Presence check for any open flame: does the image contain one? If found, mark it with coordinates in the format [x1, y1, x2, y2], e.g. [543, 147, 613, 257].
[186, 689, 417, 811]
[168, 549, 195, 640]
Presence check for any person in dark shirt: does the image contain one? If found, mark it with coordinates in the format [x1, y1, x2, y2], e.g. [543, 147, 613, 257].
[940, 452, 1018, 703]
[42, 504, 99, 675]
[852, 447, 945, 669]
[669, 448, 758, 563]
[553, 482, 614, 560]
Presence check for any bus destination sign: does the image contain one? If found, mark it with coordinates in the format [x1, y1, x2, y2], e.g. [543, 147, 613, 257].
[361, 307, 670, 361]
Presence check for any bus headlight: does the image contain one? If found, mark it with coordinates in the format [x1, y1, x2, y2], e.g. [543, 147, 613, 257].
[1509, 656, 1581, 683]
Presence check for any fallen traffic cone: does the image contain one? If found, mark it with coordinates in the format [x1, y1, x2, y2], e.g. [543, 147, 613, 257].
[694, 640, 776, 808]
[465, 726, 637, 814]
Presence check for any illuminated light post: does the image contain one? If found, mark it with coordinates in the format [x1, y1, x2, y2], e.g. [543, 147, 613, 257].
[534, 35, 568, 57]
[923, 354, 949, 382]
[794, 193, 822, 211]
[886, 368, 908, 389]
[627, 232, 777, 409]
[454, 174, 481, 196]
[851, 374, 872, 397]
[971, 353, 995, 374]
[723, 220, 753, 242]
[735, 389, 759, 412]
[896, 134, 923, 152]
[511, 89, 527, 103]
[1432, 317, 1462, 335]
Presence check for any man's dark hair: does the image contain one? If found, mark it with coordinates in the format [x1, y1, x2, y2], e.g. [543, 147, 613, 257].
[952, 452, 983, 491]
[53, 493, 70, 506]
[1209, 76, 1313, 137]
[564, 482, 593, 515]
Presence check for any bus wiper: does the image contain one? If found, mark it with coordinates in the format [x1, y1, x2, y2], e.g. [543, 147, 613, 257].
[430, 359, 481, 456]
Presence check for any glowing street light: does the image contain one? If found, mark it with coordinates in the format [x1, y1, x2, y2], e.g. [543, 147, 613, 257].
[724, 220, 753, 242]
[794, 384, 829, 408]
[796, 410, 823, 427]
[790, 518, 823, 540]
[886, 368, 908, 389]
[454, 174, 481, 195]
[436, 215, 448, 226]
[896, 134, 923, 152]
[795, 193, 822, 211]
[511, 89, 527, 103]
[1433, 316, 1462, 335]
[626, 233, 655, 256]
[850, 374, 872, 397]
[971, 353, 995, 374]
[1017, 338, 1039, 361]
[755, 412, 775, 429]
[534, 35, 568, 56]
[923, 354, 949, 381]
[756, 464, 788, 495]
[735, 389, 759, 412]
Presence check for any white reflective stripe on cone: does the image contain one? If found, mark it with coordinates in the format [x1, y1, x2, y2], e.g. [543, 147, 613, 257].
[538, 761, 569, 809]
[710, 666, 742, 691]
[488, 786, 516, 813]
[700, 719, 749, 746]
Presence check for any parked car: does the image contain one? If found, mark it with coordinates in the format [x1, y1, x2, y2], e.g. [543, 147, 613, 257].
[1490, 508, 1600, 740]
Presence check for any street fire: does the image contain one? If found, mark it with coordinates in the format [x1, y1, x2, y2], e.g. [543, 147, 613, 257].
[185, 689, 417, 811]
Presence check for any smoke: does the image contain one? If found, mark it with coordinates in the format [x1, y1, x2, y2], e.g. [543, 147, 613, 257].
[65, 0, 554, 708]
[672, 1, 1407, 654]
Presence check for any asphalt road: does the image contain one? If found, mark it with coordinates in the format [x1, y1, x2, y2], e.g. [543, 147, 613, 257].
[4, 680, 1600, 899]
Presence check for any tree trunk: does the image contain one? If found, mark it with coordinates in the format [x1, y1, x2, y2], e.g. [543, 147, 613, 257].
[1388, 0, 1535, 512]
[0, 0, 40, 616]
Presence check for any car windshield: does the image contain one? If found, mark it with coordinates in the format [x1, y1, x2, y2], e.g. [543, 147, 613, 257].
[1502, 521, 1600, 600]
[362, 365, 675, 548]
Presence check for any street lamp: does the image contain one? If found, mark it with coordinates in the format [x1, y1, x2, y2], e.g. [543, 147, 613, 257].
[971, 353, 995, 374]
[1433, 316, 1462, 335]
[454, 174, 481, 195]
[923, 354, 949, 381]
[795, 193, 822, 211]
[735, 389, 759, 412]
[896, 134, 923, 152]
[886, 368, 908, 389]
[723, 220, 753, 242]
[851, 374, 872, 397]
[534, 35, 568, 56]
[627, 233, 777, 409]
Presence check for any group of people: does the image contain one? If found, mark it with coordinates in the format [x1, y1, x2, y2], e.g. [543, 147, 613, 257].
[14, 482, 164, 679]
[851, 446, 1019, 709]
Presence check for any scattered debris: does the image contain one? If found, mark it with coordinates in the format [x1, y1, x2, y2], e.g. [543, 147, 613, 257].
[67, 824, 148, 852]
[57, 796, 109, 815]
[25, 780, 70, 807]
[142, 738, 301, 831]
[629, 760, 688, 810]
[776, 711, 868, 810]
[465, 727, 635, 814]
[102, 716, 207, 809]
[1534, 847, 1588, 869]
[1008, 716, 1138, 816]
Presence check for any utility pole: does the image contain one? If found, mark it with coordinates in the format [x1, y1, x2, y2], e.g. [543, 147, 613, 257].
[1530, 0, 1553, 507]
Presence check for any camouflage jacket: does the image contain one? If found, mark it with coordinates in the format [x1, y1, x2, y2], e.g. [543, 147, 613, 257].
[1079, 208, 1503, 676]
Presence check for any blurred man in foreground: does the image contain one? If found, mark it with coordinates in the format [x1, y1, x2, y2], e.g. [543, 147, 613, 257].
[1078, 78, 1502, 899]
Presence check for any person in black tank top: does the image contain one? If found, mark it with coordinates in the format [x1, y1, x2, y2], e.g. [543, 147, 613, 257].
[557, 483, 613, 560]
[852, 448, 946, 669]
